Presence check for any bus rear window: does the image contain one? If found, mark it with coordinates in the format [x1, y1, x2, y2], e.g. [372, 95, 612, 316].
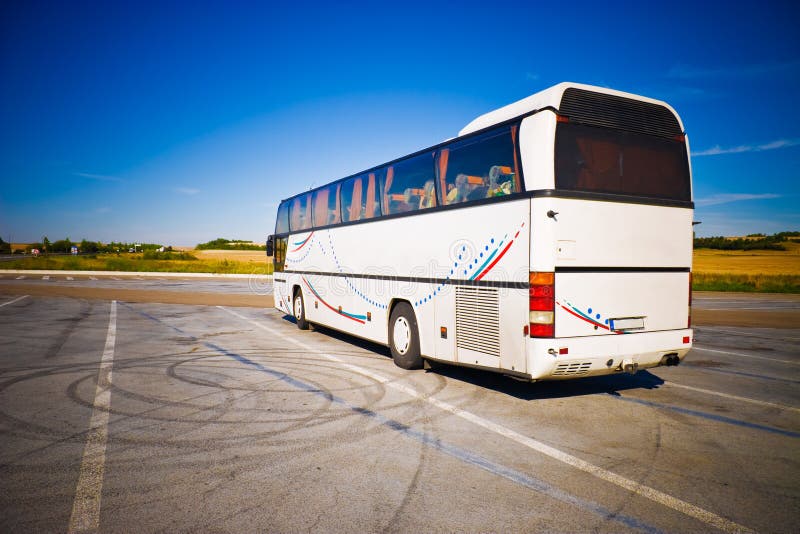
[555, 123, 691, 201]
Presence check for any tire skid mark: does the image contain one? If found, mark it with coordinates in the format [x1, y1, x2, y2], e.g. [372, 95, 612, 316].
[611, 394, 800, 438]
[220, 307, 757, 534]
[129, 305, 663, 533]
[112, 304, 398, 447]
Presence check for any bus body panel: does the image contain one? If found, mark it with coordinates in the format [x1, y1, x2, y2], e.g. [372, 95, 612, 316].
[537, 199, 692, 339]
[527, 329, 692, 380]
[519, 112, 556, 191]
[555, 272, 690, 337]
[542, 199, 693, 268]
[279, 200, 530, 371]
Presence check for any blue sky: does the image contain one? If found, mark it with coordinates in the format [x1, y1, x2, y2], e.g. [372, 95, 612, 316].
[1, 0, 798, 245]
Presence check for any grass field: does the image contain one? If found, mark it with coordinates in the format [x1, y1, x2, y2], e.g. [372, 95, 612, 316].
[3, 245, 798, 292]
[0, 253, 273, 275]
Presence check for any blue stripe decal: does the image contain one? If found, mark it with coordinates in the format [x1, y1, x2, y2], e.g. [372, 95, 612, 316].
[125, 303, 661, 533]
[469, 245, 501, 281]
[340, 310, 367, 321]
[614, 395, 800, 438]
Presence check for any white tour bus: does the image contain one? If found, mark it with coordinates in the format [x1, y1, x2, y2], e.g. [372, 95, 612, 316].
[266, 82, 693, 381]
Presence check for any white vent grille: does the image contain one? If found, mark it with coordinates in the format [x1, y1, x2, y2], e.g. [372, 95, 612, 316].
[455, 286, 500, 357]
[552, 362, 592, 376]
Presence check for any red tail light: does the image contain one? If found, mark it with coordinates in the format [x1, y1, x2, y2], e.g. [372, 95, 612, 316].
[529, 272, 555, 338]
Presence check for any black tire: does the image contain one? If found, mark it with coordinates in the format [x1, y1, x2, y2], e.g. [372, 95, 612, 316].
[293, 289, 309, 330]
[388, 302, 422, 370]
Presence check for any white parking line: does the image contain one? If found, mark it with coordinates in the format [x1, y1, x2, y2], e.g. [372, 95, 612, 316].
[15, 276, 25, 280]
[0, 295, 29, 308]
[68, 301, 117, 533]
[111, 277, 120, 281]
[42, 275, 50, 280]
[692, 345, 798, 365]
[90, 277, 98, 281]
[219, 306, 753, 534]
[664, 382, 800, 413]
[66, 276, 74, 281]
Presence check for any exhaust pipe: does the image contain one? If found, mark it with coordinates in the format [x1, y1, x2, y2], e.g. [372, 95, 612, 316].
[660, 353, 681, 367]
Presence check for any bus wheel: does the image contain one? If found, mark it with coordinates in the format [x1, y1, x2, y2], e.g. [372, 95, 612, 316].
[293, 289, 309, 330]
[389, 302, 422, 369]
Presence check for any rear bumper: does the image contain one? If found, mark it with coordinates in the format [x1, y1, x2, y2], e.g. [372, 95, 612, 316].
[527, 329, 692, 380]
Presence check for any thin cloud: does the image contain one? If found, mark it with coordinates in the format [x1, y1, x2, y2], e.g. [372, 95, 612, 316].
[668, 60, 800, 79]
[174, 187, 200, 196]
[525, 72, 540, 81]
[694, 193, 781, 207]
[693, 138, 800, 157]
[74, 172, 126, 182]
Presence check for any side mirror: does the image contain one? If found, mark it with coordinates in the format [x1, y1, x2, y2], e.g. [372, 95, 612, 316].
[266, 235, 274, 257]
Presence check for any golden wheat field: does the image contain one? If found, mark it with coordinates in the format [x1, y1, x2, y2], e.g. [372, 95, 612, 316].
[693, 241, 800, 275]
[193, 249, 269, 263]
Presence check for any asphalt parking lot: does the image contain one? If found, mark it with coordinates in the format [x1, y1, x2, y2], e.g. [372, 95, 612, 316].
[0, 276, 798, 532]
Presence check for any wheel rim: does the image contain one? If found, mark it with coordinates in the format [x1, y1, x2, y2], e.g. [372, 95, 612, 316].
[294, 295, 303, 319]
[393, 316, 411, 354]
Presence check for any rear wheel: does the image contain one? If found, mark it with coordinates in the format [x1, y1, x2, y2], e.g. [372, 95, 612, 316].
[293, 289, 309, 330]
[389, 302, 422, 369]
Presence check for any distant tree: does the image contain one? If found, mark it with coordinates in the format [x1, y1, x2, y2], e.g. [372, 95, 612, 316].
[0, 237, 10, 254]
[196, 237, 265, 250]
[694, 234, 786, 251]
[51, 238, 74, 253]
[80, 239, 100, 253]
[42, 236, 51, 254]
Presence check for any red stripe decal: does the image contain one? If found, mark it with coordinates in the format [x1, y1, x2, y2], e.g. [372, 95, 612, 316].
[474, 240, 514, 281]
[302, 278, 365, 324]
[291, 232, 314, 253]
[558, 302, 620, 334]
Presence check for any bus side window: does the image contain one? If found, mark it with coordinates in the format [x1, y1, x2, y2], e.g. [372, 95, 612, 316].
[290, 193, 312, 231]
[341, 176, 362, 222]
[342, 173, 382, 222]
[381, 153, 436, 215]
[365, 172, 381, 218]
[438, 124, 520, 205]
[275, 202, 290, 234]
[312, 184, 341, 227]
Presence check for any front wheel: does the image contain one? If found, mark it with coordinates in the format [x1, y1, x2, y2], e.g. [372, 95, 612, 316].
[389, 302, 422, 369]
[293, 290, 309, 330]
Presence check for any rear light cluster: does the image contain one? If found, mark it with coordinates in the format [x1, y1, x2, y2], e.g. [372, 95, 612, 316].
[529, 272, 555, 337]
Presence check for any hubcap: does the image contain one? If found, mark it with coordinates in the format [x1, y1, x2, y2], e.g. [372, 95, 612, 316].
[294, 296, 303, 319]
[393, 316, 411, 354]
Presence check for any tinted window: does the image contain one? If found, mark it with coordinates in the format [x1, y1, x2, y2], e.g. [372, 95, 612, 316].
[438, 124, 521, 205]
[381, 153, 436, 215]
[341, 173, 382, 222]
[555, 123, 691, 201]
[312, 183, 341, 227]
[289, 193, 312, 231]
[275, 202, 290, 234]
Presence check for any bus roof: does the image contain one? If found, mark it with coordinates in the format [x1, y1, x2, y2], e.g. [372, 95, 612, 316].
[458, 82, 685, 136]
